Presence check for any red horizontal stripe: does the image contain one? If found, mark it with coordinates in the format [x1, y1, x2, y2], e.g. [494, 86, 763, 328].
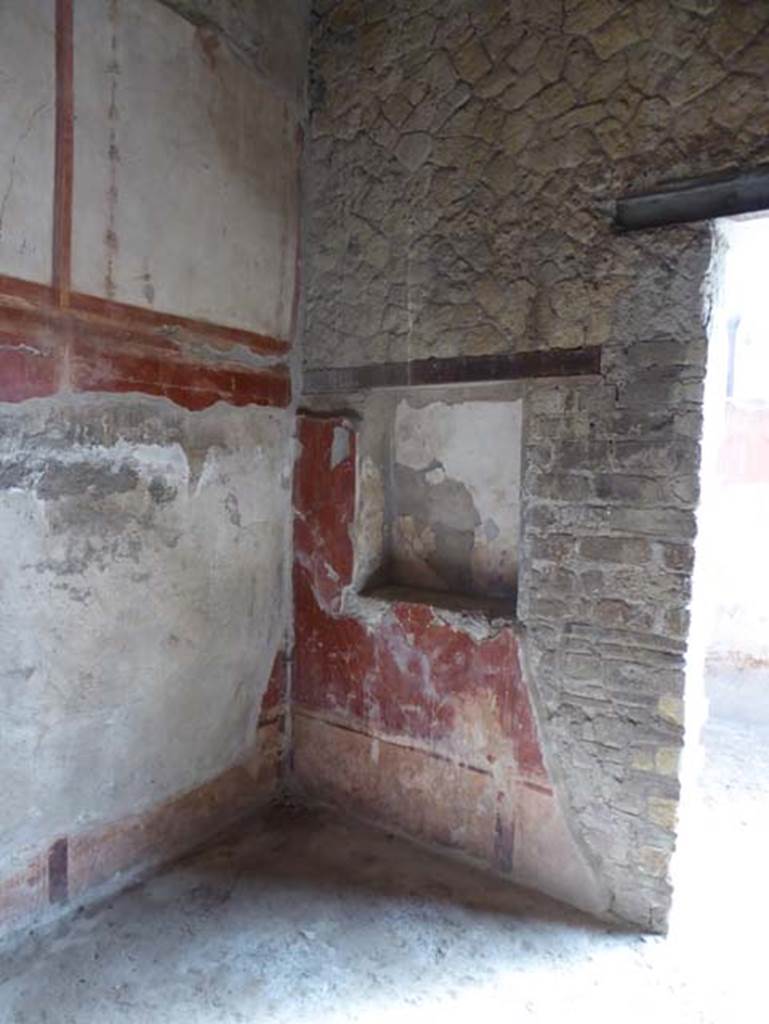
[70, 291, 289, 357]
[0, 284, 291, 411]
[0, 275, 57, 307]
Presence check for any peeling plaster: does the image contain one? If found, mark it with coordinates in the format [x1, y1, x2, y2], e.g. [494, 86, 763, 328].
[0, 397, 292, 867]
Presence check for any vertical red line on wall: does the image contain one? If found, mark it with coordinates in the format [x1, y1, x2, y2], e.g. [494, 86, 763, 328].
[53, 0, 74, 308]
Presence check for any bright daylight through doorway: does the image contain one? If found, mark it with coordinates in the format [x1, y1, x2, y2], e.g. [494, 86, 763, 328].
[672, 214, 769, 1012]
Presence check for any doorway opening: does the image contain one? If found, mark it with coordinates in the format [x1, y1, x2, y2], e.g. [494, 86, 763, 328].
[673, 214, 769, 978]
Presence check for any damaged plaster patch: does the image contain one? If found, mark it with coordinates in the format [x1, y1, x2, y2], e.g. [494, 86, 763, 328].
[0, 396, 291, 864]
[148, 477, 178, 505]
[36, 462, 139, 501]
[330, 425, 350, 469]
[425, 465, 446, 486]
[352, 455, 386, 591]
[0, 441, 191, 503]
[224, 491, 241, 527]
[345, 587, 516, 644]
[390, 399, 523, 598]
[182, 339, 281, 372]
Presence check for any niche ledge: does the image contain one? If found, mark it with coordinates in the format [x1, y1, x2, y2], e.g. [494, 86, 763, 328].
[352, 583, 519, 629]
[351, 389, 524, 619]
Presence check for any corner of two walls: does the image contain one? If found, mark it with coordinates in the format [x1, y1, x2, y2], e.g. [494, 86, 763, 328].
[0, 0, 307, 940]
[290, 408, 608, 918]
[295, 0, 769, 931]
[4, 0, 767, 943]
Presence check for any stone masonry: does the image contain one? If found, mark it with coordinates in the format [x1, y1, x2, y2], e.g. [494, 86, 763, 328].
[304, 0, 769, 929]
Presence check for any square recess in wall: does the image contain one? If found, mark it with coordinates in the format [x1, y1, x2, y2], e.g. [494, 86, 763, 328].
[355, 391, 523, 614]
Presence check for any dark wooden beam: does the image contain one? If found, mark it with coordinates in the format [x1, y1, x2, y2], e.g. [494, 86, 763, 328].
[302, 346, 602, 395]
[615, 165, 769, 232]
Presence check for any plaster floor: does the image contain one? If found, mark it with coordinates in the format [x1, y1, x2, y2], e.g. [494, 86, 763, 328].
[0, 668, 765, 1024]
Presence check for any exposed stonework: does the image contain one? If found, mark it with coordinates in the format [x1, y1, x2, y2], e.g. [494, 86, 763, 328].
[306, 0, 769, 368]
[304, 0, 769, 929]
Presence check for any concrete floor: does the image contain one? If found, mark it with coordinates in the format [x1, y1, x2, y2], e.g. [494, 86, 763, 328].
[1, 668, 766, 1024]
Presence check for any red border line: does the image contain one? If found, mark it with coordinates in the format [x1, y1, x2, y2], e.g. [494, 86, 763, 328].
[0, 275, 289, 358]
[70, 291, 290, 356]
[53, 0, 74, 307]
[7, 0, 292, 361]
[0, 298, 292, 371]
[0, 299, 292, 410]
[0, 274, 56, 308]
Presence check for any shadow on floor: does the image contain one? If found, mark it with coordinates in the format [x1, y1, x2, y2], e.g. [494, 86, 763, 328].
[0, 805, 642, 1024]
[3, 677, 766, 1024]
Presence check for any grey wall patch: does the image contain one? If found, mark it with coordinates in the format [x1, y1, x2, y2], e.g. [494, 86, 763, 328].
[330, 426, 350, 469]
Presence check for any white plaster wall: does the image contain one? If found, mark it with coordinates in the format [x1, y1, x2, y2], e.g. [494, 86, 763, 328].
[0, 398, 291, 867]
[0, 0, 55, 284]
[73, 0, 298, 336]
[392, 398, 523, 598]
[0, 0, 306, 917]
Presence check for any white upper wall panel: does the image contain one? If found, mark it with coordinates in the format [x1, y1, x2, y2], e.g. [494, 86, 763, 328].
[73, 0, 299, 337]
[0, 0, 55, 284]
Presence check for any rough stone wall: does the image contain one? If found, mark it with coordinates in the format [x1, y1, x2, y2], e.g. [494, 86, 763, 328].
[305, 0, 769, 929]
[0, 0, 307, 938]
[307, 0, 769, 366]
